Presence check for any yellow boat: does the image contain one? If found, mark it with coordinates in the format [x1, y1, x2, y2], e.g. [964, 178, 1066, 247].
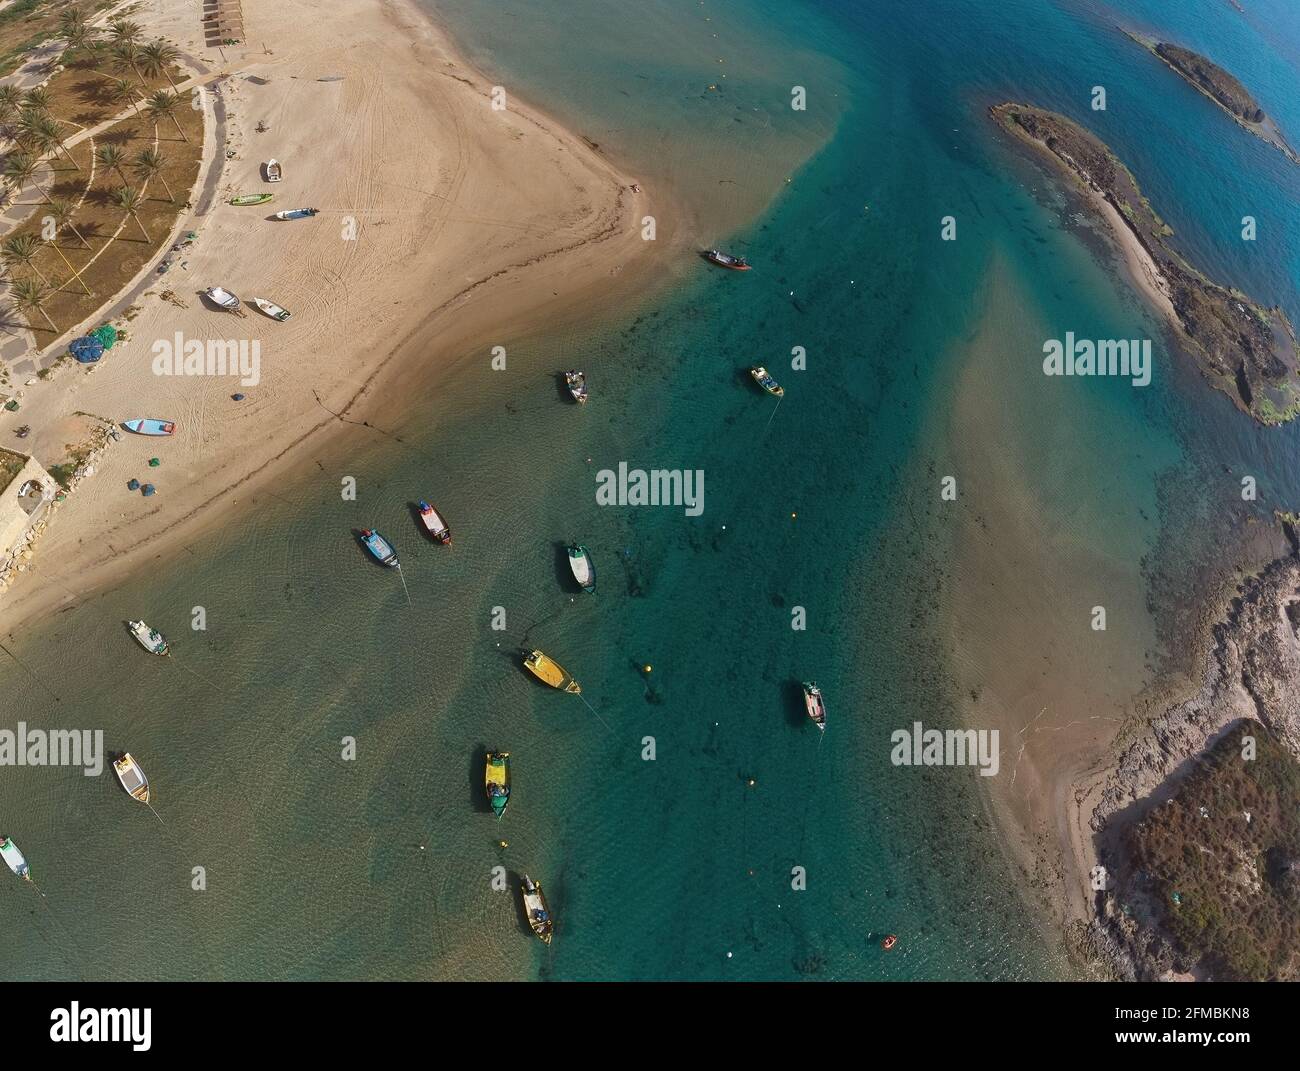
[485, 751, 510, 818]
[523, 649, 581, 694]
[521, 875, 553, 944]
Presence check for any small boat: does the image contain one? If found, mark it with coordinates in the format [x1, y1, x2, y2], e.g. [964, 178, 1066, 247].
[128, 619, 170, 656]
[274, 207, 318, 220]
[229, 193, 273, 206]
[567, 544, 595, 593]
[523, 649, 581, 694]
[520, 875, 553, 944]
[204, 286, 241, 311]
[802, 681, 827, 732]
[485, 751, 510, 818]
[252, 297, 290, 321]
[750, 366, 784, 398]
[563, 370, 588, 404]
[264, 159, 282, 182]
[702, 248, 751, 270]
[417, 501, 451, 545]
[359, 528, 399, 567]
[113, 752, 150, 804]
[123, 418, 176, 436]
[0, 836, 31, 881]
[881, 934, 898, 951]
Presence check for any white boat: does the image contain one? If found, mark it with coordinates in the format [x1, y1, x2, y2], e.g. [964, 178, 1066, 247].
[0, 836, 31, 880]
[113, 753, 151, 804]
[265, 159, 282, 182]
[274, 207, 318, 220]
[567, 544, 595, 593]
[204, 286, 241, 311]
[563, 370, 588, 403]
[417, 500, 451, 545]
[252, 297, 290, 321]
[128, 620, 170, 656]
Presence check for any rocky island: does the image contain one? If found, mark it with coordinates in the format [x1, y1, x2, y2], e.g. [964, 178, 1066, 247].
[1082, 552, 1300, 980]
[991, 103, 1300, 426]
[1124, 30, 1300, 163]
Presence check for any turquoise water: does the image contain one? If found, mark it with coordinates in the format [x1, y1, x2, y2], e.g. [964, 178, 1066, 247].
[3, 0, 1300, 979]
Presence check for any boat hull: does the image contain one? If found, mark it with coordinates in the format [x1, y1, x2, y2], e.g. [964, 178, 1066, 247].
[0, 837, 30, 880]
[123, 418, 176, 436]
[359, 529, 399, 567]
[113, 753, 151, 804]
[524, 650, 580, 693]
[417, 501, 452, 544]
[128, 620, 170, 655]
[567, 545, 595, 593]
[485, 751, 510, 817]
[521, 876, 553, 944]
[802, 682, 826, 731]
[230, 194, 273, 206]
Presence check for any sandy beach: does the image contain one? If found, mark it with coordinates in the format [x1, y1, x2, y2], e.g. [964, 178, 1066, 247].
[0, 0, 674, 635]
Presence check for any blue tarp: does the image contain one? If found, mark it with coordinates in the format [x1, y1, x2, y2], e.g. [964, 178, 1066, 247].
[68, 336, 104, 363]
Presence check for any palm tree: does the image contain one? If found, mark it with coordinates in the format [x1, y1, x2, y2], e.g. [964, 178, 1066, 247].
[29, 116, 79, 171]
[48, 198, 91, 250]
[145, 90, 186, 142]
[108, 19, 144, 46]
[59, 7, 88, 37]
[112, 186, 150, 242]
[134, 147, 173, 202]
[0, 90, 19, 141]
[112, 41, 147, 88]
[2, 153, 49, 203]
[107, 78, 142, 116]
[23, 87, 52, 114]
[139, 41, 181, 91]
[81, 38, 108, 70]
[96, 144, 130, 186]
[2, 234, 53, 288]
[9, 276, 58, 333]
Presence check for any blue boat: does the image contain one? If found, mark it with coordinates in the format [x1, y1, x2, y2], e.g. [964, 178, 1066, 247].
[359, 528, 399, 567]
[123, 418, 176, 436]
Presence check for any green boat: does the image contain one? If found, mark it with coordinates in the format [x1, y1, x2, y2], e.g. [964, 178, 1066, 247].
[485, 751, 510, 818]
[229, 193, 273, 206]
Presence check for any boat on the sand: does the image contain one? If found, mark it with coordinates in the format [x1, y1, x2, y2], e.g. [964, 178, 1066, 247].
[701, 249, 751, 270]
[274, 207, 318, 220]
[128, 619, 170, 655]
[204, 286, 241, 311]
[123, 418, 176, 436]
[113, 753, 151, 804]
[523, 649, 581, 694]
[264, 159, 282, 182]
[252, 297, 290, 321]
[520, 874, 553, 944]
[359, 528, 399, 567]
[229, 193, 273, 206]
[567, 544, 595, 593]
[485, 751, 510, 818]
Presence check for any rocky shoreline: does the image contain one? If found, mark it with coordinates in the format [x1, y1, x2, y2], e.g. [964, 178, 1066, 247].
[1082, 551, 1300, 980]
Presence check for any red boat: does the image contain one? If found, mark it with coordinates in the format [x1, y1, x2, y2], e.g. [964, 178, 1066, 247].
[701, 249, 751, 271]
[802, 681, 826, 732]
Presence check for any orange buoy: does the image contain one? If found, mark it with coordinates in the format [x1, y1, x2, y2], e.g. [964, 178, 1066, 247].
[881, 934, 897, 951]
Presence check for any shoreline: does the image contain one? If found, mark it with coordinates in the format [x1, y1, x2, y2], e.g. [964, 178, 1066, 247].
[0, 0, 686, 640]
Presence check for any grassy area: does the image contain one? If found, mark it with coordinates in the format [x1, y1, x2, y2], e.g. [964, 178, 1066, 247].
[1122, 720, 1300, 980]
[8, 100, 204, 338]
[0, 445, 26, 485]
[0, 0, 115, 76]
